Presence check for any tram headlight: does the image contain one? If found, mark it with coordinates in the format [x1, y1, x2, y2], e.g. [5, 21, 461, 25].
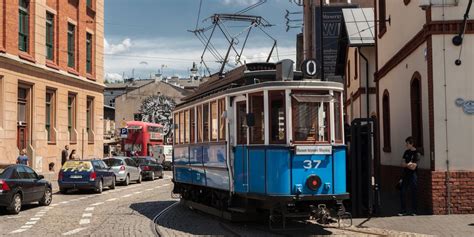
[306, 175, 322, 191]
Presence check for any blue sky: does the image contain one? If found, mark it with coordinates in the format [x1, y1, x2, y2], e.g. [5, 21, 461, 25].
[104, 0, 302, 81]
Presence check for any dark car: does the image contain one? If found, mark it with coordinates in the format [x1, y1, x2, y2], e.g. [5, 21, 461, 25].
[58, 160, 115, 194]
[132, 157, 163, 181]
[0, 164, 52, 214]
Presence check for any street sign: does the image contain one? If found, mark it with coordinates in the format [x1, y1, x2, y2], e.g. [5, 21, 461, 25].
[301, 59, 318, 77]
[120, 128, 128, 138]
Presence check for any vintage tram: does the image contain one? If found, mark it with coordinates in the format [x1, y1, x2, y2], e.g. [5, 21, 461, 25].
[172, 60, 349, 227]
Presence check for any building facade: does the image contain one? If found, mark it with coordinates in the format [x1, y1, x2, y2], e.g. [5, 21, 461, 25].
[375, 0, 474, 214]
[0, 0, 104, 173]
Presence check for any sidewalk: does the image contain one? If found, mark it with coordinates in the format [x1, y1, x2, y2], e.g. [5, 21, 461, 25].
[353, 214, 474, 236]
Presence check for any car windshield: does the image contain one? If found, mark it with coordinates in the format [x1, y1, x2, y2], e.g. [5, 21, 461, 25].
[134, 158, 151, 165]
[61, 161, 92, 171]
[103, 158, 122, 167]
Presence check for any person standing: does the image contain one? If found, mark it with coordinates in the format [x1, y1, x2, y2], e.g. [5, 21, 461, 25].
[16, 149, 29, 166]
[61, 145, 69, 165]
[399, 136, 420, 216]
[69, 149, 78, 160]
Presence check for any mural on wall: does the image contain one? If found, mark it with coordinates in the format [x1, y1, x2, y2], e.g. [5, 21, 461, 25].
[455, 98, 474, 115]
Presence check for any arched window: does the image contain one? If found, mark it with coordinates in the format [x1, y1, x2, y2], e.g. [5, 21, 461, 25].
[410, 73, 423, 151]
[382, 90, 391, 152]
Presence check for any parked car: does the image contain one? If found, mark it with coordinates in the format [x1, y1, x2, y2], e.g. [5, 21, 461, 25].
[162, 145, 173, 170]
[0, 164, 52, 214]
[58, 160, 115, 194]
[103, 157, 142, 185]
[132, 156, 163, 181]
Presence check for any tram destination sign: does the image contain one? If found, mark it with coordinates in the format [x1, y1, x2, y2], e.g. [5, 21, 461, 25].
[295, 145, 332, 155]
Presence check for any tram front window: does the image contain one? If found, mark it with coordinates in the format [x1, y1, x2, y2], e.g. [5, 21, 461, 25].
[292, 93, 330, 143]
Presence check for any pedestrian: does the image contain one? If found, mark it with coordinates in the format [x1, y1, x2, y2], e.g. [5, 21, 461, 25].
[399, 136, 420, 216]
[69, 149, 78, 160]
[16, 149, 29, 166]
[61, 145, 69, 165]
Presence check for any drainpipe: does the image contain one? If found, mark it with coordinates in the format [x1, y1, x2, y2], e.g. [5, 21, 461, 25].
[358, 47, 370, 119]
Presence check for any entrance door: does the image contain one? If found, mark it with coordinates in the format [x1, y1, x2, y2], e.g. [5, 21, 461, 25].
[233, 99, 248, 193]
[17, 86, 30, 151]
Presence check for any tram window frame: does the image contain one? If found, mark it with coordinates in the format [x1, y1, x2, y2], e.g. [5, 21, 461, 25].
[218, 98, 226, 141]
[190, 108, 195, 143]
[249, 93, 264, 144]
[291, 91, 331, 144]
[334, 91, 343, 143]
[184, 109, 190, 144]
[269, 91, 287, 144]
[210, 101, 218, 141]
[203, 103, 210, 142]
[236, 101, 247, 145]
[179, 111, 185, 144]
[197, 105, 203, 143]
[174, 113, 178, 144]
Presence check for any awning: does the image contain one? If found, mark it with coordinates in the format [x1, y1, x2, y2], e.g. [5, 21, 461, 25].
[127, 125, 142, 130]
[342, 8, 375, 46]
[292, 94, 333, 103]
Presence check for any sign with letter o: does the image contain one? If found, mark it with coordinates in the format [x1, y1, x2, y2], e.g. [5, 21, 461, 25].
[301, 59, 318, 78]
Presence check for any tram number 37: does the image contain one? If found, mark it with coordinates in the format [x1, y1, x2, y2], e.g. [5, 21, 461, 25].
[303, 160, 322, 169]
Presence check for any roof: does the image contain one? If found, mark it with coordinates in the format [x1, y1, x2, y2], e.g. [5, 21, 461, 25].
[342, 8, 375, 46]
[105, 79, 154, 89]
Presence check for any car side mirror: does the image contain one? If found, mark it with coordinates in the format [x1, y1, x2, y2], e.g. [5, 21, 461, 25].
[38, 175, 45, 180]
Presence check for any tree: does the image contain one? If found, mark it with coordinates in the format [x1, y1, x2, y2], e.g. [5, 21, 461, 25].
[138, 95, 176, 137]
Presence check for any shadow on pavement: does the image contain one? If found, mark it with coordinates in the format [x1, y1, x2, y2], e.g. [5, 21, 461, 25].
[129, 200, 177, 220]
[0, 203, 43, 216]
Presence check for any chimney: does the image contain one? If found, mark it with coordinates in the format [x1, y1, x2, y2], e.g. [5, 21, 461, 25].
[276, 59, 294, 81]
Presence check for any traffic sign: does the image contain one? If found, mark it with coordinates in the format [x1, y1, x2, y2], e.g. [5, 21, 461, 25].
[301, 59, 318, 78]
[120, 128, 128, 138]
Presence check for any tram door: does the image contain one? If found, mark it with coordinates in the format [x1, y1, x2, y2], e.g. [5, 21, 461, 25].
[348, 118, 379, 217]
[232, 98, 249, 193]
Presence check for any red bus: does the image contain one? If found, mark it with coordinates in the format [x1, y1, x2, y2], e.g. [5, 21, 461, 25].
[123, 121, 165, 162]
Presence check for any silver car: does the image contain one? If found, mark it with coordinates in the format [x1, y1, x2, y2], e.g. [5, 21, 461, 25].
[103, 157, 142, 185]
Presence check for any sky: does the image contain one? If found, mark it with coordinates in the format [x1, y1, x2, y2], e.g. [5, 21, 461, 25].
[104, 0, 303, 82]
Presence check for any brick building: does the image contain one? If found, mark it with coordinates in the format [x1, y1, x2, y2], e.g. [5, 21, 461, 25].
[0, 0, 104, 173]
[374, 0, 474, 214]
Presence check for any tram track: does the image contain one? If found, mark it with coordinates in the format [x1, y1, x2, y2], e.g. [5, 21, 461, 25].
[152, 201, 179, 237]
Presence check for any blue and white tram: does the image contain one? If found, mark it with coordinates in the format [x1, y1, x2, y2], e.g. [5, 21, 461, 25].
[172, 61, 348, 226]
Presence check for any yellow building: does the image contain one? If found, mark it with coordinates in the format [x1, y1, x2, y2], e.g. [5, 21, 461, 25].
[0, 0, 104, 173]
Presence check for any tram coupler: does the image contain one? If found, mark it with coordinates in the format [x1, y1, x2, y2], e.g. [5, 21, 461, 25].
[310, 204, 330, 224]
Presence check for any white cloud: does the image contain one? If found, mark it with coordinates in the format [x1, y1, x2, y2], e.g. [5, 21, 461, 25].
[104, 38, 132, 55]
[105, 73, 124, 82]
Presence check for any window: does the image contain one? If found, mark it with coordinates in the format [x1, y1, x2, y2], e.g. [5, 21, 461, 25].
[68, 94, 76, 143]
[269, 91, 286, 144]
[203, 103, 209, 142]
[46, 12, 54, 60]
[18, 0, 29, 52]
[67, 23, 75, 68]
[410, 75, 423, 151]
[46, 90, 56, 142]
[184, 110, 190, 143]
[197, 105, 203, 142]
[378, 0, 387, 37]
[24, 166, 38, 179]
[354, 49, 358, 80]
[218, 99, 226, 140]
[190, 108, 195, 143]
[382, 90, 391, 152]
[249, 93, 264, 144]
[179, 111, 184, 144]
[86, 33, 92, 74]
[87, 0, 92, 8]
[347, 60, 351, 87]
[236, 101, 247, 145]
[86, 97, 94, 142]
[292, 92, 330, 143]
[334, 92, 343, 142]
[210, 101, 218, 141]
[174, 113, 178, 144]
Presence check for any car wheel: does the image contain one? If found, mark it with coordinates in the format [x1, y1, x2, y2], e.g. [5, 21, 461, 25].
[137, 174, 142, 184]
[95, 180, 103, 193]
[124, 175, 130, 186]
[110, 177, 116, 189]
[39, 188, 52, 206]
[150, 172, 155, 181]
[7, 193, 22, 214]
[159, 172, 163, 179]
[59, 188, 68, 194]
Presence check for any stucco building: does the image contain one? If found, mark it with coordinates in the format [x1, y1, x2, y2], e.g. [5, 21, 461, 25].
[0, 0, 104, 172]
[375, 0, 474, 214]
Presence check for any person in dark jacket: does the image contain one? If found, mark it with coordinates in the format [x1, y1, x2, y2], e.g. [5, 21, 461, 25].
[61, 145, 69, 165]
[399, 136, 420, 216]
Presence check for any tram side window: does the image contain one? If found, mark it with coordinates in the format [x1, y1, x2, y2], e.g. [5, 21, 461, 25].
[334, 92, 343, 142]
[190, 108, 195, 143]
[174, 113, 178, 144]
[184, 110, 190, 144]
[249, 93, 264, 144]
[197, 105, 203, 143]
[292, 94, 330, 143]
[203, 103, 209, 142]
[236, 101, 247, 144]
[269, 91, 286, 144]
[210, 101, 218, 141]
[218, 99, 226, 140]
[179, 111, 185, 144]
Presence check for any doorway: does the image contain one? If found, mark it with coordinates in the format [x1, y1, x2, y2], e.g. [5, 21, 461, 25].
[17, 85, 31, 151]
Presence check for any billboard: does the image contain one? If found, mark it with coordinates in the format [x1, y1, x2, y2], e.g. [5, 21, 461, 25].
[314, 5, 355, 79]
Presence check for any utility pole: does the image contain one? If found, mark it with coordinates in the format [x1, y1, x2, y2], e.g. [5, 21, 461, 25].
[320, 0, 325, 81]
